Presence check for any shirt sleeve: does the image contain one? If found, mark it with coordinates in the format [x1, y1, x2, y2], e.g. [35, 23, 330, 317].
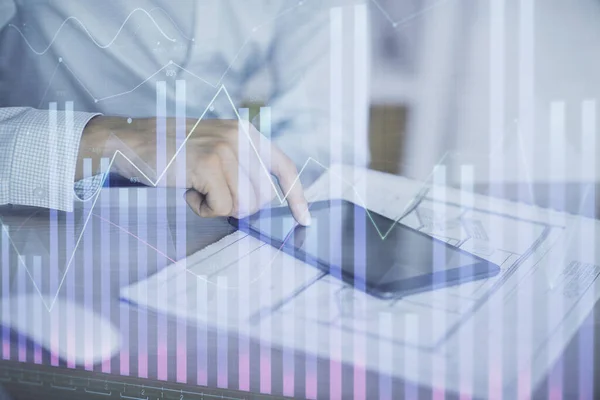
[73, 173, 106, 202]
[0, 107, 100, 211]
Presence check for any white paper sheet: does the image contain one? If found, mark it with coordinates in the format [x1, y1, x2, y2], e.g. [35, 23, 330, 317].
[121, 165, 600, 397]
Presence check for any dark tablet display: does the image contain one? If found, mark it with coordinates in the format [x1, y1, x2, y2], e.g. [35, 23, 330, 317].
[230, 199, 500, 299]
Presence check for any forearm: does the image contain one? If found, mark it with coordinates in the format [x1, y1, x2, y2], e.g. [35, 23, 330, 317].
[75, 116, 173, 186]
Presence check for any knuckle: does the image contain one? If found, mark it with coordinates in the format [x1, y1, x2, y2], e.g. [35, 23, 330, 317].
[203, 153, 221, 169]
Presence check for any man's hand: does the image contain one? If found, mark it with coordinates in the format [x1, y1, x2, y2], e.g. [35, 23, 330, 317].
[77, 116, 311, 225]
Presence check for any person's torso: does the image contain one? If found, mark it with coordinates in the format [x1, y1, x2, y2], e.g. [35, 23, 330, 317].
[0, 0, 277, 118]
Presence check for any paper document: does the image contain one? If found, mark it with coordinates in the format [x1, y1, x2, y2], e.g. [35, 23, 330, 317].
[121, 165, 600, 397]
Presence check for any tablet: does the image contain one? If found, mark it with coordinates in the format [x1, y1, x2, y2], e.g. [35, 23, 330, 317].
[229, 199, 500, 299]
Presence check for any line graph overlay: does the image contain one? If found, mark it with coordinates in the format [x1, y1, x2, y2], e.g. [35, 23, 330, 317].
[93, 61, 214, 103]
[15, 0, 451, 106]
[3, 83, 539, 313]
[148, 7, 195, 42]
[0, 83, 438, 312]
[91, 213, 176, 264]
[4, 63, 541, 312]
[10, 0, 436, 58]
[4, 0, 474, 312]
[369, 0, 450, 28]
[43, 58, 217, 106]
[8, 8, 177, 56]
[27, 1, 306, 104]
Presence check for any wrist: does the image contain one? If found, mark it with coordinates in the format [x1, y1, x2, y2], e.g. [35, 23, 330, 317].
[82, 115, 110, 150]
[75, 115, 114, 181]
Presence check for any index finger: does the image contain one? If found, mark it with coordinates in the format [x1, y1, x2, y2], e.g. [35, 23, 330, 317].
[270, 145, 311, 226]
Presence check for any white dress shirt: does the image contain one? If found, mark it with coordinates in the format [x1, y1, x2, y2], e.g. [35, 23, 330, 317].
[0, 0, 369, 211]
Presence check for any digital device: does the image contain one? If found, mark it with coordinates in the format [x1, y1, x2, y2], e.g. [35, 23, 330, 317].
[230, 199, 501, 298]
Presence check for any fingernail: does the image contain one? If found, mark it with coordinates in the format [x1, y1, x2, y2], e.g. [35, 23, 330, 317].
[300, 208, 312, 226]
[303, 214, 312, 226]
[292, 204, 311, 226]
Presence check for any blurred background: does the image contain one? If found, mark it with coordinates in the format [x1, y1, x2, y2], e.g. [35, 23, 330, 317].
[368, 0, 600, 187]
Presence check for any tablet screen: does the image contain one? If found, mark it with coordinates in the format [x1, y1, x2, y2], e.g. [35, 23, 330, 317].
[243, 200, 499, 295]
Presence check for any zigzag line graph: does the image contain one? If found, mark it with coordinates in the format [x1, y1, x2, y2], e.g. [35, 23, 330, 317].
[3, 0, 510, 311]
[5, 96, 545, 311]
[1, 82, 440, 312]
[5, 72, 542, 312]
